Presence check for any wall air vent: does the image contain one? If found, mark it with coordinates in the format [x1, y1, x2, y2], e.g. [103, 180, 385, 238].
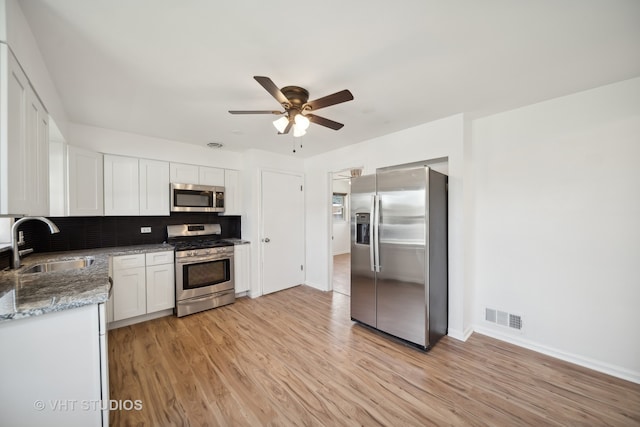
[484, 307, 523, 332]
[497, 310, 509, 327]
[509, 314, 522, 330]
[485, 308, 496, 323]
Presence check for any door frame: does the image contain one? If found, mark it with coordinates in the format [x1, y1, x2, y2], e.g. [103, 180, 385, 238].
[328, 167, 363, 292]
[259, 168, 305, 296]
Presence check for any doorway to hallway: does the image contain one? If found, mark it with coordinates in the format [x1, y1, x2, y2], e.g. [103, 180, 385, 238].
[332, 253, 350, 296]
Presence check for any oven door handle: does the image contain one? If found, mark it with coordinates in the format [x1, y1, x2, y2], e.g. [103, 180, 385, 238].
[176, 255, 233, 265]
[177, 294, 226, 304]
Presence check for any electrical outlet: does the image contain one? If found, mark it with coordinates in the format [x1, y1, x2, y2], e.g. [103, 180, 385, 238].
[140, 227, 151, 234]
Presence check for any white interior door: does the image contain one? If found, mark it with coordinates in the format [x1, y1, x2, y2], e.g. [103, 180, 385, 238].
[261, 170, 305, 295]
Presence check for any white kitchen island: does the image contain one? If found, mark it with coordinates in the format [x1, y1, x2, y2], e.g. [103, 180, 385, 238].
[0, 243, 173, 426]
[0, 303, 106, 427]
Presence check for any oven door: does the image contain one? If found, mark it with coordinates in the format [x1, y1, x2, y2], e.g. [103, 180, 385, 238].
[176, 254, 235, 301]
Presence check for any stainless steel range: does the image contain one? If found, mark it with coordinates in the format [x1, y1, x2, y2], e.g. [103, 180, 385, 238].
[167, 224, 235, 317]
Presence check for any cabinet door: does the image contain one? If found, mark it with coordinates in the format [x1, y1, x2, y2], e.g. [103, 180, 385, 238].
[0, 305, 102, 426]
[199, 166, 225, 186]
[112, 266, 146, 321]
[139, 159, 170, 216]
[234, 244, 251, 294]
[26, 88, 49, 216]
[1, 48, 49, 216]
[49, 139, 67, 216]
[3, 49, 30, 215]
[221, 169, 241, 215]
[104, 155, 139, 216]
[169, 162, 199, 184]
[68, 146, 104, 216]
[146, 263, 175, 313]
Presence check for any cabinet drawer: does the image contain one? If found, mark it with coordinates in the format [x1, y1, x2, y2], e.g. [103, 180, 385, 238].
[112, 254, 145, 270]
[146, 251, 174, 266]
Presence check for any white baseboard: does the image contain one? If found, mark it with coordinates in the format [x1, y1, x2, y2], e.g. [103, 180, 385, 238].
[447, 325, 473, 342]
[473, 325, 640, 385]
[304, 281, 329, 292]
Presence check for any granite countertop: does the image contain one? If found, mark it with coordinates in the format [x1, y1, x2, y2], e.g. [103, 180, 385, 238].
[0, 243, 174, 323]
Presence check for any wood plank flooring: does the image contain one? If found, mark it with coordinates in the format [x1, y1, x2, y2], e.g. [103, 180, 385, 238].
[332, 253, 350, 296]
[109, 286, 640, 426]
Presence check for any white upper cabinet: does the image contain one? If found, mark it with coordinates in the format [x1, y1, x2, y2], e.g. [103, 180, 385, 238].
[139, 159, 170, 216]
[0, 46, 50, 216]
[68, 145, 104, 216]
[104, 154, 139, 216]
[105, 155, 170, 216]
[49, 139, 67, 216]
[169, 162, 199, 184]
[27, 87, 50, 216]
[170, 162, 224, 186]
[221, 169, 242, 216]
[199, 166, 225, 186]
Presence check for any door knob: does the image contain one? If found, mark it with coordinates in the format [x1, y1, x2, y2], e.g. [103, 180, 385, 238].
[263, 238, 271, 243]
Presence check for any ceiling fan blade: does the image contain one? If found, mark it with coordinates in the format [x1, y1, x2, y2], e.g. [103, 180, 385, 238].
[228, 110, 283, 115]
[254, 76, 290, 106]
[278, 121, 293, 135]
[306, 114, 344, 130]
[304, 89, 353, 111]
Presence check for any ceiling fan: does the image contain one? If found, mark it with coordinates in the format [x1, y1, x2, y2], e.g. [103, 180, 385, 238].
[229, 76, 354, 137]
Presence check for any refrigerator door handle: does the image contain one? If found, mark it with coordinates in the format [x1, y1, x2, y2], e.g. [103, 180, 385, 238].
[370, 195, 376, 272]
[373, 194, 381, 273]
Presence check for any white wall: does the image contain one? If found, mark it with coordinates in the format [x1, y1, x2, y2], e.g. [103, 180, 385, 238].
[472, 77, 640, 383]
[304, 114, 471, 340]
[67, 123, 243, 170]
[331, 178, 350, 255]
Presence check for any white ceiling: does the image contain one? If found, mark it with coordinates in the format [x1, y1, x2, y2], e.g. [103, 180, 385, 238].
[19, 0, 640, 158]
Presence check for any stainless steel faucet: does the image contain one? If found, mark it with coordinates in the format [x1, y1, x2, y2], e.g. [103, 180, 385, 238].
[11, 217, 60, 269]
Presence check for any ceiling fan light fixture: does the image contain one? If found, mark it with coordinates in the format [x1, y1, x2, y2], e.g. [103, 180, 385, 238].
[273, 116, 289, 133]
[294, 113, 310, 131]
[293, 126, 306, 138]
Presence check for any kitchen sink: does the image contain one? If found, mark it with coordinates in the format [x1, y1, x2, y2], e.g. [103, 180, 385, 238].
[20, 257, 95, 274]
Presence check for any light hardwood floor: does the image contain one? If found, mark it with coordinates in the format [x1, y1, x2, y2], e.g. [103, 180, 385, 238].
[332, 253, 350, 296]
[109, 286, 640, 426]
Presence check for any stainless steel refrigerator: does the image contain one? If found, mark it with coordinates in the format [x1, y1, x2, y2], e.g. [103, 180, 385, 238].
[350, 165, 448, 350]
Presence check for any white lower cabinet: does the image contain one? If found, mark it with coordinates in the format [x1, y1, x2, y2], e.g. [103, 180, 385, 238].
[112, 254, 146, 321]
[145, 252, 175, 312]
[0, 304, 105, 426]
[110, 251, 175, 324]
[234, 243, 251, 294]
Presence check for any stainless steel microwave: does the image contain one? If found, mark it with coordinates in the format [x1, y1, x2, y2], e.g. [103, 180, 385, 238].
[170, 183, 225, 213]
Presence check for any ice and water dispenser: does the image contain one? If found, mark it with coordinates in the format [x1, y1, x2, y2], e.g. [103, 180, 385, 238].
[355, 213, 370, 245]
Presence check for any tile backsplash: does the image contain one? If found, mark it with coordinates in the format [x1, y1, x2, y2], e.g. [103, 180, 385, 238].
[14, 213, 241, 254]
